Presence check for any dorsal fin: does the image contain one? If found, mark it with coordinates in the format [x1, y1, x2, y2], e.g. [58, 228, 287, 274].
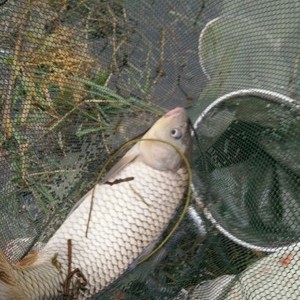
[68, 143, 141, 217]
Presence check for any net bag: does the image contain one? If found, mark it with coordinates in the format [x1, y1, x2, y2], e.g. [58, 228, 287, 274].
[0, 0, 299, 299]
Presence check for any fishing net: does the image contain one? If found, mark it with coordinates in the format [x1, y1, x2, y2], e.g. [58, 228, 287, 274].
[0, 0, 299, 299]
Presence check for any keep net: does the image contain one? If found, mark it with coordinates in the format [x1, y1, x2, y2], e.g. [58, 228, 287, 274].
[0, 0, 299, 299]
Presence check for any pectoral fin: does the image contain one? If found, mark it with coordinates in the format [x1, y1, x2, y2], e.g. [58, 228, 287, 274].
[68, 143, 140, 216]
[101, 143, 140, 183]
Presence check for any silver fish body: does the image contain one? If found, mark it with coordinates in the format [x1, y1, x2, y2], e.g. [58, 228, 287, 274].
[0, 107, 191, 299]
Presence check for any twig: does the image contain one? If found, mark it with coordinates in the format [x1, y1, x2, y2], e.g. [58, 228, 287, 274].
[104, 176, 134, 186]
[62, 239, 88, 299]
[153, 29, 166, 85]
[20, 72, 36, 125]
[67, 239, 72, 276]
[26, 169, 79, 178]
[107, 4, 119, 74]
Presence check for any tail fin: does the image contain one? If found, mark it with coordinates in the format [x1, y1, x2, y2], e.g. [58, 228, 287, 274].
[0, 251, 26, 300]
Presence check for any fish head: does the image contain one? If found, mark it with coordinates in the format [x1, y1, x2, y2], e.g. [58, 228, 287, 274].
[140, 107, 191, 171]
[100, 107, 191, 183]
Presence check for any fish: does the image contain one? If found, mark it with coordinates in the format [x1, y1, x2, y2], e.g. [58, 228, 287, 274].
[0, 107, 191, 299]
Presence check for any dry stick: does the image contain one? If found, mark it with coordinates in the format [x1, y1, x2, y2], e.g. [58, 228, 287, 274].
[61, 239, 72, 297]
[146, 29, 166, 102]
[153, 28, 166, 85]
[105, 176, 134, 186]
[20, 72, 36, 125]
[26, 169, 79, 178]
[19, 142, 29, 181]
[107, 4, 119, 74]
[107, 4, 127, 75]
[2, 0, 33, 137]
[62, 239, 88, 299]
[67, 239, 72, 276]
[19, 73, 37, 180]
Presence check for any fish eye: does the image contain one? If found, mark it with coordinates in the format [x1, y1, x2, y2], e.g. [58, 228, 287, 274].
[171, 128, 182, 139]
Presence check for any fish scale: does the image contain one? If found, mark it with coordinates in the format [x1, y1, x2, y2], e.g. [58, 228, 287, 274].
[13, 161, 188, 299]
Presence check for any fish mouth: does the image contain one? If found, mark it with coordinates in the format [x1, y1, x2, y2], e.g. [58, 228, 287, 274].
[164, 107, 186, 118]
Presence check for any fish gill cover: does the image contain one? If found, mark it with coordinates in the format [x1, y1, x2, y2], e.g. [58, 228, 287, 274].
[0, 0, 299, 299]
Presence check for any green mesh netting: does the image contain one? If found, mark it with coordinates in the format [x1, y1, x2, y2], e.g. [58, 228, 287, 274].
[0, 0, 299, 299]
